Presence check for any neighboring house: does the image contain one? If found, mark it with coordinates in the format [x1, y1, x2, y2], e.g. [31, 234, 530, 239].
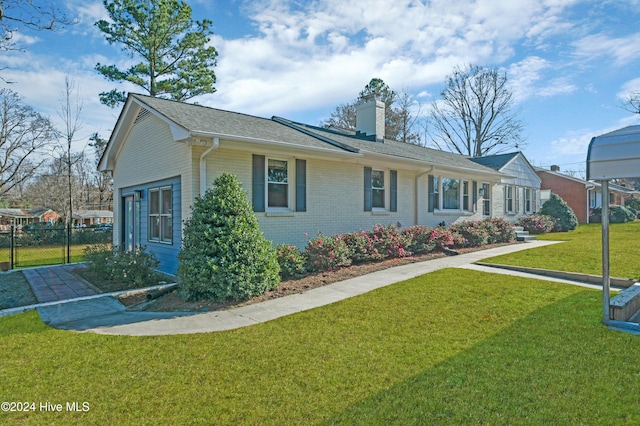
[0, 208, 60, 229]
[470, 152, 542, 221]
[536, 165, 638, 224]
[73, 210, 114, 227]
[99, 93, 536, 274]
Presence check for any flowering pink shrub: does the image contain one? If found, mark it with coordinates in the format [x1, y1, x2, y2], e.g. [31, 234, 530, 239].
[484, 217, 515, 243]
[276, 244, 306, 278]
[429, 227, 459, 250]
[342, 224, 412, 262]
[402, 225, 437, 254]
[369, 224, 412, 259]
[304, 232, 351, 272]
[448, 221, 489, 247]
[342, 230, 384, 262]
[518, 214, 555, 234]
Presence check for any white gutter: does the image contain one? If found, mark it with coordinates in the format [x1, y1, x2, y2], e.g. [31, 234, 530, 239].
[199, 137, 219, 196]
[586, 182, 596, 224]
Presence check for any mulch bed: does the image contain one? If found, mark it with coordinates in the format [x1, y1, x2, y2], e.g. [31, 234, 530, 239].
[115, 242, 515, 313]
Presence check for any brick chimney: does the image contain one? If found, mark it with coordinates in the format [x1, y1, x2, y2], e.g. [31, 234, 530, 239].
[355, 94, 385, 142]
[550, 165, 560, 172]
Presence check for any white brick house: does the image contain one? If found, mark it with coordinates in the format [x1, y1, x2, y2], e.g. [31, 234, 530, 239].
[99, 93, 534, 274]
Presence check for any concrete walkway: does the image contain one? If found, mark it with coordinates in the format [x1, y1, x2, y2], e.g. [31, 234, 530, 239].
[34, 240, 573, 336]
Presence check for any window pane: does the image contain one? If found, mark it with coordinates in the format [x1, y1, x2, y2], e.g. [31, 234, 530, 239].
[268, 183, 288, 207]
[463, 181, 469, 211]
[442, 178, 460, 209]
[268, 160, 288, 183]
[161, 216, 172, 243]
[150, 216, 160, 241]
[149, 190, 159, 214]
[372, 188, 385, 208]
[161, 188, 172, 214]
[371, 170, 384, 189]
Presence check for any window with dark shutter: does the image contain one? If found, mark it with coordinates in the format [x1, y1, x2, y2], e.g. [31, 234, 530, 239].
[252, 154, 265, 212]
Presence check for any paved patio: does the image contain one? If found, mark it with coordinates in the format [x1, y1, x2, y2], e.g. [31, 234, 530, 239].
[21, 264, 97, 303]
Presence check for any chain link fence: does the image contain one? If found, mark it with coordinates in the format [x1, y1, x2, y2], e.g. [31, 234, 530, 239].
[0, 225, 112, 270]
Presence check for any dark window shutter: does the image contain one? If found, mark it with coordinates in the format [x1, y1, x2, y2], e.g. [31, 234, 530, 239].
[252, 154, 265, 212]
[428, 175, 435, 213]
[364, 167, 372, 211]
[296, 159, 306, 212]
[472, 181, 478, 212]
[390, 170, 398, 212]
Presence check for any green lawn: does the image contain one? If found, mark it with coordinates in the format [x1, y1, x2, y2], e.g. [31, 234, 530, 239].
[484, 221, 640, 279]
[2, 268, 639, 424]
[0, 244, 96, 268]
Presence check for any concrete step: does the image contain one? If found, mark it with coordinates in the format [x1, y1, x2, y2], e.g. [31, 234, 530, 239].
[514, 227, 536, 242]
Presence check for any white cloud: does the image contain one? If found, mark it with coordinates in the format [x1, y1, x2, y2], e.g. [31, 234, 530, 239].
[573, 32, 640, 65]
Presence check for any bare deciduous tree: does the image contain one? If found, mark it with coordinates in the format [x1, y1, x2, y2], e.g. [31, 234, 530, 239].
[0, 0, 76, 51]
[623, 91, 640, 114]
[392, 88, 422, 145]
[89, 132, 113, 210]
[0, 88, 56, 198]
[429, 64, 524, 157]
[57, 76, 83, 225]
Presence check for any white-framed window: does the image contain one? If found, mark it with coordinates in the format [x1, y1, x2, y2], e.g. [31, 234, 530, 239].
[267, 158, 289, 209]
[463, 181, 470, 211]
[429, 176, 474, 212]
[149, 186, 172, 244]
[482, 183, 491, 215]
[442, 178, 460, 209]
[524, 188, 532, 213]
[371, 169, 386, 209]
[505, 185, 515, 214]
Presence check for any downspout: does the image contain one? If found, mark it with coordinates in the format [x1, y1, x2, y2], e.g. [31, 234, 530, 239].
[415, 166, 434, 225]
[199, 137, 219, 196]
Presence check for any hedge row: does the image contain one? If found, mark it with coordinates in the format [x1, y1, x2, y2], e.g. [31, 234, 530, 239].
[277, 218, 515, 278]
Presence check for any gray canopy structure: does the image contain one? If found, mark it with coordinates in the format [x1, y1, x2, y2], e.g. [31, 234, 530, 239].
[587, 125, 640, 333]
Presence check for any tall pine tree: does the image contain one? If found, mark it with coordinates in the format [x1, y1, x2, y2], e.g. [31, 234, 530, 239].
[95, 0, 218, 107]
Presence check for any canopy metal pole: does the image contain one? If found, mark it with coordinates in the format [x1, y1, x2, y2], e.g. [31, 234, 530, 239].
[601, 180, 610, 322]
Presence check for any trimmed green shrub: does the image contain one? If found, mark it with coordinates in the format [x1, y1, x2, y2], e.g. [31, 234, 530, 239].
[83, 244, 160, 287]
[304, 232, 351, 272]
[624, 197, 640, 212]
[541, 193, 578, 231]
[590, 205, 637, 223]
[518, 214, 556, 234]
[178, 173, 280, 302]
[276, 244, 306, 279]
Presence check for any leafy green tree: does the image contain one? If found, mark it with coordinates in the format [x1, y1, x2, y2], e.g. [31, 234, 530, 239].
[541, 193, 578, 232]
[178, 173, 280, 302]
[95, 0, 218, 107]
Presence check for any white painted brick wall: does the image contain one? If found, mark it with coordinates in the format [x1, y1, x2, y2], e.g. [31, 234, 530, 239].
[112, 115, 194, 245]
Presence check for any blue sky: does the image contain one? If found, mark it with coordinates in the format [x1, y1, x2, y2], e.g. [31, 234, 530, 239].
[2, 0, 640, 178]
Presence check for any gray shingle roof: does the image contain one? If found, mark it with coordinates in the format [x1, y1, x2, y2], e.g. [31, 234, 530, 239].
[132, 94, 347, 153]
[469, 152, 520, 171]
[131, 94, 504, 175]
[275, 118, 502, 173]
